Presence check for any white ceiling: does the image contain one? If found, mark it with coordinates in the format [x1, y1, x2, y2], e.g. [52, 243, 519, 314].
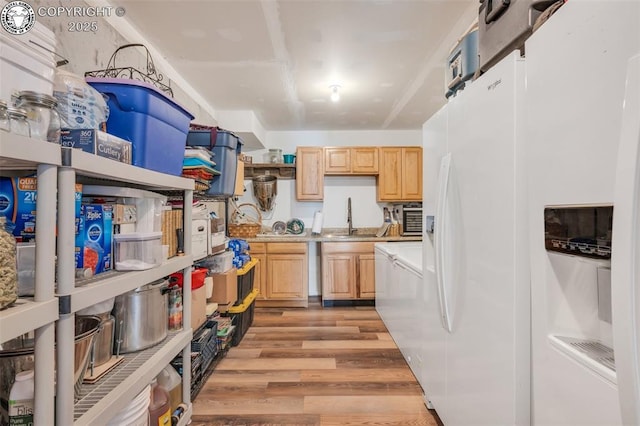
[111, 0, 478, 131]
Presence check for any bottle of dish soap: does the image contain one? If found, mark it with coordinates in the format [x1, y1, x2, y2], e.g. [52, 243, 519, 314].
[9, 369, 34, 425]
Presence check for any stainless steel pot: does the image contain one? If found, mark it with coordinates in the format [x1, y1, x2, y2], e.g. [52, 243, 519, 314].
[86, 312, 115, 368]
[113, 279, 169, 353]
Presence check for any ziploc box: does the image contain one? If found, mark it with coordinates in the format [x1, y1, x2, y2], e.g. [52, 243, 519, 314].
[76, 204, 113, 274]
[0, 177, 82, 241]
[60, 129, 132, 164]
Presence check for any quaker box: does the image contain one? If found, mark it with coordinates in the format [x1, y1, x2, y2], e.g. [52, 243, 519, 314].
[0, 176, 82, 241]
[60, 129, 132, 164]
[76, 204, 113, 274]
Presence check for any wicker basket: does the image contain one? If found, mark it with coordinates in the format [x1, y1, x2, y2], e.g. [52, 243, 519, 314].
[228, 203, 262, 238]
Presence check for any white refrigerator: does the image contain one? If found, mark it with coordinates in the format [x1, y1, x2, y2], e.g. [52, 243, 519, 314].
[422, 50, 530, 425]
[526, 2, 640, 425]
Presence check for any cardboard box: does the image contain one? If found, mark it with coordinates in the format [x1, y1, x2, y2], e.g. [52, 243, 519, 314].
[191, 285, 207, 330]
[210, 268, 237, 305]
[60, 129, 132, 164]
[113, 204, 137, 224]
[76, 204, 113, 274]
[0, 177, 82, 241]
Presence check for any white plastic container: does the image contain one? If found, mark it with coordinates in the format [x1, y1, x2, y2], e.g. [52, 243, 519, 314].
[210, 251, 233, 273]
[0, 22, 57, 101]
[106, 384, 150, 426]
[8, 370, 34, 425]
[113, 232, 163, 271]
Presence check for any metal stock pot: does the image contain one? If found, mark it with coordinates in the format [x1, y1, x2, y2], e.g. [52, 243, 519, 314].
[113, 279, 169, 353]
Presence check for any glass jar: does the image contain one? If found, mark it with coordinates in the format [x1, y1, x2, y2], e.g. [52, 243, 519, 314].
[267, 148, 283, 163]
[6, 107, 31, 137]
[14, 91, 60, 143]
[0, 100, 9, 132]
[0, 216, 18, 309]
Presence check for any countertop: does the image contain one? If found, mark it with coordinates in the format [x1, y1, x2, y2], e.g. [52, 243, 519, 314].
[244, 227, 422, 243]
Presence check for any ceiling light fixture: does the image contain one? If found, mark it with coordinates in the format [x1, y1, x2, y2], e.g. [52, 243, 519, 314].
[330, 85, 341, 102]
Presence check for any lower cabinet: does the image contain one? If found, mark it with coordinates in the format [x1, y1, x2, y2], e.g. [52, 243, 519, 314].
[321, 242, 376, 303]
[249, 242, 309, 307]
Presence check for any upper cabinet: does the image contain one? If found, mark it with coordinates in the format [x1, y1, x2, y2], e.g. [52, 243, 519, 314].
[296, 147, 324, 200]
[324, 147, 378, 175]
[377, 147, 423, 202]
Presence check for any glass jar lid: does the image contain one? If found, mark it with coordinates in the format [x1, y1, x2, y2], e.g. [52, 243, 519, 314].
[6, 107, 28, 119]
[15, 91, 58, 108]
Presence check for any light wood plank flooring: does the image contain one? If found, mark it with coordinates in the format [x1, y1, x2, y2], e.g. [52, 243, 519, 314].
[192, 298, 442, 426]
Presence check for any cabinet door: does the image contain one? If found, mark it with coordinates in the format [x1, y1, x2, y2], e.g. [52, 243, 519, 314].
[352, 147, 379, 174]
[234, 158, 245, 196]
[358, 253, 376, 299]
[324, 147, 351, 174]
[323, 254, 357, 300]
[402, 147, 423, 200]
[266, 254, 308, 299]
[377, 147, 403, 201]
[296, 147, 324, 200]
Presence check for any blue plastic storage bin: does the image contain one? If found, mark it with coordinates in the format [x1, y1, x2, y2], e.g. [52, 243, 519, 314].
[208, 130, 242, 196]
[86, 77, 194, 176]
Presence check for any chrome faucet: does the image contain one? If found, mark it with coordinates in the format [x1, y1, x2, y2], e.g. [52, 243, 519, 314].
[348, 197, 356, 235]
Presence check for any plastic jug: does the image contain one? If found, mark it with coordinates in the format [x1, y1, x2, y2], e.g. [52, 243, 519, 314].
[156, 365, 182, 412]
[148, 378, 171, 426]
[9, 369, 34, 425]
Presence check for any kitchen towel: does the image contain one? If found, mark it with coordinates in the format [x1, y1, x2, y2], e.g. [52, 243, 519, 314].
[311, 211, 323, 234]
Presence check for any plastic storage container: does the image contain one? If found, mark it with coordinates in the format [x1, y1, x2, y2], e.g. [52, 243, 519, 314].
[0, 216, 17, 309]
[85, 77, 194, 176]
[113, 231, 163, 271]
[156, 365, 182, 412]
[209, 251, 234, 273]
[8, 369, 34, 426]
[148, 378, 171, 426]
[236, 257, 257, 304]
[0, 22, 56, 101]
[207, 130, 242, 196]
[106, 385, 150, 426]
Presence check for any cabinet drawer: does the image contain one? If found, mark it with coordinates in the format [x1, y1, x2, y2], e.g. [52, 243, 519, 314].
[321, 241, 375, 254]
[267, 242, 307, 254]
[250, 242, 266, 254]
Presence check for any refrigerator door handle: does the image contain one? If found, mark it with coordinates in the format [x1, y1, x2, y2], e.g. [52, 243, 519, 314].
[612, 53, 640, 426]
[435, 153, 454, 333]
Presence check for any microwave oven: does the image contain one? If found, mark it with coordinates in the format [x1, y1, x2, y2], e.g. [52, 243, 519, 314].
[395, 203, 423, 236]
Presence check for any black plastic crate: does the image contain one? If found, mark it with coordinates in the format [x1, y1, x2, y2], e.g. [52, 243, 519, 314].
[234, 258, 257, 306]
[229, 297, 255, 346]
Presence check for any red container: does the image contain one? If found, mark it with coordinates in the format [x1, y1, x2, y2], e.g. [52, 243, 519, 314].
[169, 267, 207, 290]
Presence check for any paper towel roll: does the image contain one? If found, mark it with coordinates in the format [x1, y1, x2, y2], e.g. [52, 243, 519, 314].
[311, 211, 323, 234]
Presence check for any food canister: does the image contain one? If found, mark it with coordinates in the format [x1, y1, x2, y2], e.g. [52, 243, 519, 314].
[6, 107, 30, 137]
[0, 216, 17, 310]
[113, 279, 169, 353]
[14, 91, 60, 143]
[0, 100, 9, 132]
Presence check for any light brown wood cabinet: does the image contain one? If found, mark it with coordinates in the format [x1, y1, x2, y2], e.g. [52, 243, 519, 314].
[324, 147, 378, 175]
[250, 242, 309, 307]
[296, 147, 324, 200]
[321, 242, 376, 303]
[377, 146, 422, 202]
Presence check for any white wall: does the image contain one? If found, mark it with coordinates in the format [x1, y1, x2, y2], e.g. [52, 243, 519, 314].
[33, 0, 217, 125]
[236, 129, 422, 296]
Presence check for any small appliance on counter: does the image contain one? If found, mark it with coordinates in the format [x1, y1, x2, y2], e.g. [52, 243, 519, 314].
[394, 203, 423, 236]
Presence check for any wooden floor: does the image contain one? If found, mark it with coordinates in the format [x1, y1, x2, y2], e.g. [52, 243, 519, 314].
[192, 298, 443, 426]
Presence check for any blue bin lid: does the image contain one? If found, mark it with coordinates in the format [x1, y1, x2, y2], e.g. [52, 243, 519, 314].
[85, 77, 194, 120]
